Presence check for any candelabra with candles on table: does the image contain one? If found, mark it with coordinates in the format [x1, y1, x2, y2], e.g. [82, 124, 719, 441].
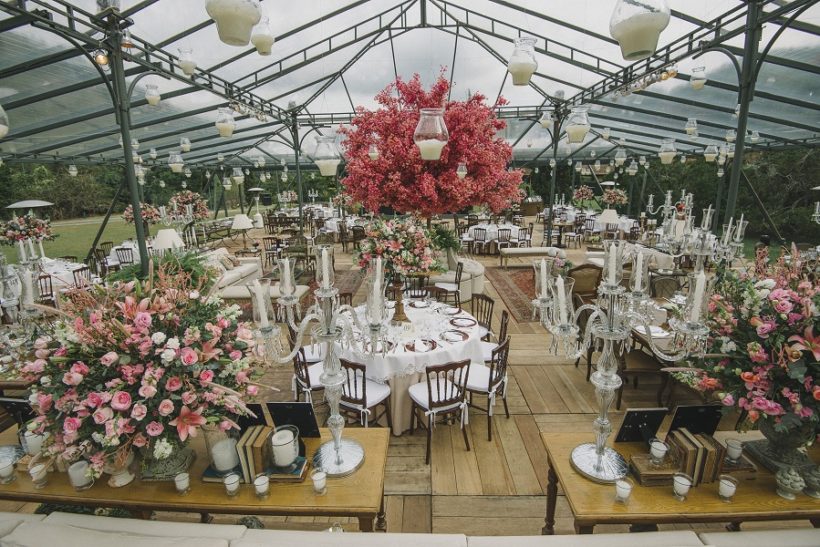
[160, 202, 198, 248]
[308, 189, 319, 204]
[248, 252, 389, 476]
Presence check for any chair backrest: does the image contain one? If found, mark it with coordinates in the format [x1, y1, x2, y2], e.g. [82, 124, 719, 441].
[498, 309, 509, 342]
[585, 218, 596, 231]
[57, 255, 78, 263]
[628, 226, 641, 241]
[422, 285, 448, 302]
[339, 358, 367, 408]
[292, 348, 312, 389]
[497, 228, 511, 243]
[37, 274, 54, 301]
[487, 337, 511, 391]
[352, 225, 366, 241]
[651, 275, 681, 298]
[471, 293, 494, 334]
[425, 359, 470, 412]
[568, 264, 603, 299]
[262, 236, 278, 251]
[605, 223, 619, 232]
[467, 214, 478, 226]
[115, 247, 134, 265]
[72, 265, 91, 287]
[403, 274, 430, 298]
[99, 241, 114, 254]
[338, 292, 353, 307]
[453, 261, 464, 285]
[473, 227, 487, 243]
[575, 215, 586, 229]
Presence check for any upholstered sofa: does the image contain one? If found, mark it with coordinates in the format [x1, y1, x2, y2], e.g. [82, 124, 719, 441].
[200, 247, 310, 302]
[0, 512, 817, 547]
[429, 253, 486, 301]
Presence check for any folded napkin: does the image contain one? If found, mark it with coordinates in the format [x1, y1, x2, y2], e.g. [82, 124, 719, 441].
[414, 339, 428, 351]
[635, 325, 671, 338]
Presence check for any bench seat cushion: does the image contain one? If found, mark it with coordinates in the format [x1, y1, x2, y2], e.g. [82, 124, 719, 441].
[234, 529, 468, 547]
[698, 528, 820, 547]
[467, 530, 702, 547]
[43, 512, 246, 539]
[1, 522, 229, 547]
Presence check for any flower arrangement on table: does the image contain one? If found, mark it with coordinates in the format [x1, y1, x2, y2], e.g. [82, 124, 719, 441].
[682, 247, 819, 438]
[122, 203, 161, 225]
[278, 191, 298, 204]
[0, 213, 55, 244]
[168, 191, 209, 220]
[21, 260, 260, 479]
[331, 192, 354, 209]
[572, 185, 594, 203]
[339, 71, 522, 217]
[355, 218, 444, 277]
[602, 188, 628, 206]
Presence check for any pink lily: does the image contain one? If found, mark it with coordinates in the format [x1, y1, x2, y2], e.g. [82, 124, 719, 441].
[788, 325, 820, 361]
[168, 405, 207, 442]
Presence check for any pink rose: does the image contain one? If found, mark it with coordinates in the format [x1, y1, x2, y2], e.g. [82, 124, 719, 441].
[34, 349, 50, 360]
[92, 407, 114, 424]
[100, 352, 119, 366]
[247, 385, 258, 396]
[26, 359, 46, 374]
[721, 393, 735, 406]
[133, 311, 152, 330]
[85, 392, 103, 409]
[132, 433, 148, 448]
[36, 393, 53, 412]
[181, 391, 197, 406]
[63, 417, 81, 434]
[774, 300, 793, 314]
[130, 403, 147, 421]
[165, 376, 183, 392]
[146, 421, 164, 437]
[110, 391, 132, 411]
[217, 317, 230, 329]
[70, 362, 89, 375]
[62, 372, 83, 386]
[179, 347, 198, 366]
[33, 338, 49, 350]
[138, 384, 157, 398]
[229, 350, 242, 361]
[158, 399, 175, 416]
[199, 370, 214, 384]
[54, 347, 67, 357]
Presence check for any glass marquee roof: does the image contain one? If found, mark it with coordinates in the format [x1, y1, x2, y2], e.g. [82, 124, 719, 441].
[0, 0, 817, 168]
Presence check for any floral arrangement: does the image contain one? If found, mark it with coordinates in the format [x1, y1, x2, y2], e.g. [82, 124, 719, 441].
[572, 185, 594, 203]
[355, 218, 444, 276]
[685, 247, 819, 435]
[168, 191, 209, 220]
[21, 260, 260, 477]
[122, 203, 161, 225]
[0, 213, 55, 244]
[339, 72, 523, 216]
[331, 192, 354, 209]
[602, 188, 628, 206]
[279, 191, 298, 203]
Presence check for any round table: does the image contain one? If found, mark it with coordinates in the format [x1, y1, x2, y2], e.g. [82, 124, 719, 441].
[468, 223, 520, 241]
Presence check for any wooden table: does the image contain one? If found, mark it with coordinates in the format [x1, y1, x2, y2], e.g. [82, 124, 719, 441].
[541, 431, 820, 535]
[0, 428, 389, 532]
[551, 220, 574, 248]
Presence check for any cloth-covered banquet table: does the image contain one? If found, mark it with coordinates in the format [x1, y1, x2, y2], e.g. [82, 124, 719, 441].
[467, 223, 520, 241]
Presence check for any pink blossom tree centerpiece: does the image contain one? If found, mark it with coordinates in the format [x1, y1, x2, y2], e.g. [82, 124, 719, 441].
[168, 190, 209, 220]
[123, 203, 161, 225]
[21, 259, 261, 484]
[338, 73, 523, 217]
[356, 218, 444, 277]
[572, 184, 594, 205]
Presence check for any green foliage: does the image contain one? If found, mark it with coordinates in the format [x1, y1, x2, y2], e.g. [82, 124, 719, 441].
[106, 251, 215, 289]
[431, 224, 461, 251]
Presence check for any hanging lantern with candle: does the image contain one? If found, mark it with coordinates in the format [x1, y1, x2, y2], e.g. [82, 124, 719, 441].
[574, 161, 582, 173]
[145, 84, 161, 106]
[180, 137, 192, 152]
[749, 130, 760, 143]
[690, 66, 707, 90]
[368, 144, 379, 161]
[717, 167, 725, 178]
[614, 148, 627, 166]
[703, 145, 718, 162]
[684, 118, 698, 135]
[159, 179, 166, 188]
[231, 167, 245, 185]
[168, 152, 184, 173]
[507, 36, 538, 86]
[178, 48, 197, 77]
[549, 158, 557, 168]
[68, 164, 78, 177]
[206, 0, 261, 46]
[638, 155, 647, 166]
[184, 167, 192, 178]
[218, 153, 225, 163]
[609, 0, 670, 61]
[601, 127, 611, 141]
[251, 16, 275, 55]
[725, 129, 736, 143]
[222, 176, 232, 190]
[456, 162, 467, 180]
[215, 107, 236, 138]
[131, 138, 139, 151]
[313, 136, 341, 176]
[626, 161, 638, 176]
[658, 138, 676, 164]
[413, 108, 449, 161]
[539, 108, 554, 129]
[565, 106, 591, 144]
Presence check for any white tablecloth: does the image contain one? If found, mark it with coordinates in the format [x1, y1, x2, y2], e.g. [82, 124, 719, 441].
[626, 242, 675, 270]
[40, 258, 91, 290]
[323, 217, 357, 233]
[544, 207, 598, 223]
[108, 240, 141, 266]
[468, 223, 520, 241]
[594, 216, 637, 234]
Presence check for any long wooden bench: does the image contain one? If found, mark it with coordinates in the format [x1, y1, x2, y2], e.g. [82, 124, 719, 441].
[499, 246, 566, 268]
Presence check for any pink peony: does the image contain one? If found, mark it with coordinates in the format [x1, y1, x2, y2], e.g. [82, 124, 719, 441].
[138, 384, 157, 398]
[247, 385, 259, 396]
[36, 393, 53, 412]
[92, 407, 114, 424]
[62, 372, 84, 386]
[146, 421, 164, 437]
[181, 391, 197, 406]
[229, 350, 242, 361]
[70, 362, 89, 376]
[130, 403, 147, 421]
[158, 399, 175, 416]
[110, 391, 132, 411]
[199, 370, 214, 384]
[63, 417, 81, 434]
[165, 376, 183, 391]
[26, 359, 46, 374]
[100, 351, 119, 366]
[132, 433, 148, 448]
[179, 347, 198, 366]
[133, 311, 152, 329]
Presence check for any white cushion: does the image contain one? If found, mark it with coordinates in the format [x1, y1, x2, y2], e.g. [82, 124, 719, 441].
[298, 361, 324, 388]
[408, 380, 462, 410]
[465, 362, 494, 392]
[235, 529, 467, 547]
[43, 512, 246, 539]
[1, 522, 229, 547]
[480, 340, 497, 362]
[467, 530, 703, 547]
[341, 376, 391, 408]
[477, 326, 489, 339]
[301, 345, 325, 364]
[0, 512, 44, 538]
[698, 529, 820, 547]
[435, 282, 459, 292]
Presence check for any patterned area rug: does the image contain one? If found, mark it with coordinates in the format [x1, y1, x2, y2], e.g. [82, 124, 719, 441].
[484, 267, 537, 323]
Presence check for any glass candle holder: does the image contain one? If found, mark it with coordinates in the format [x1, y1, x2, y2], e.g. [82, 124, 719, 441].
[507, 36, 538, 85]
[313, 136, 341, 176]
[271, 425, 299, 469]
[534, 258, 553, 301]
[672, 472, 692, 501]
[649, 437, 669, 466]
[254, 473, 270, 499]
[0, 457, 15, 485]
[565, 106, 591, 144]
[725, 439, 743, 464]
[224, 473, 240, 497]
[658, 138, 677, 164]
[29, 463, 48, 489]
[311, 468, 327, 495]
[276, 257, 297, 301]
[23, 431, 46, 456]
[314, 244, 335, 290]
[174, 472, 191, 495]
[630, 250, 650, 295]
[683, 270, 711, 325]
[413, 108, 449, 161]
[614, 477, 633, 503]
[68, 460, 93, 491]
[549, 275, 575, 326]
[145, 84, 161, 106]
[718, 474, 738, 502]
[249, 278, 276, 330]
[204, 426, 241, 475]
[215, 107, 236, 138]
[609, 0, 671, 61]
[168, 152, 184, 173]
[177, 47, 197, 76]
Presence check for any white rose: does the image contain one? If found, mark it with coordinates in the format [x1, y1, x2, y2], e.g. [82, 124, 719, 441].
[161, 348, 176, 362]
[756, 288, 770, 299]
[166, 337, 180, 350]
[28, 393, 38, 405]
[151, 332, 167, 345]
[40, 375, 51, 386]
[189, 290, 200, 300]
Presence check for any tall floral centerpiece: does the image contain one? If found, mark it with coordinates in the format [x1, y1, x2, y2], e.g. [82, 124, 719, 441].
[572, 185, 594, 206]
[168, 191, 209, 220]
[339, 72, 523, 217]
[602, 188, 628, 208]
[683, 248, 820, 497]
[0, 213, 55, 262]
[21, 260, 259, 485]
[123, 203, 162, 233]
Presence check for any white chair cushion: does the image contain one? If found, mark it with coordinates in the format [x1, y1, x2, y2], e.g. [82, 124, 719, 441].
[301, 344, 325, 363]
[468, 530, 703, 547]
[409, 380, 462, 410]
[477, 326, 489, 339]
[1, 522, 229, 547]
[43, 512, 246, 539]
[341, 377, 391, 409]
[235, 529, 467, 547]
[465, 362, 493, 392]
[480, 340, 498, 362]
[698, 529, 820, 547]
[307, 362, 323, 387]
[0, 512, 45, 538]
[435, 282, 458, 292]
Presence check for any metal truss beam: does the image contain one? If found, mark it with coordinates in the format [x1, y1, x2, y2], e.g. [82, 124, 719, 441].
[723, 44, 820, 75]
[485, 0, 618, 45]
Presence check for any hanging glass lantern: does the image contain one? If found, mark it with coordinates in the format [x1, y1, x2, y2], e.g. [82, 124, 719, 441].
[456, 162, 467, 180]
[684, 118, 697, 135]
[590, 150, 596, 158]
[726, 143, 735, 160]
[574, 161, 582, 173]
[680, 154, 687, 164]
[717, 167, 725, 178]
[567, 159, 572, 166]
[280, 172, 287, 182]
[257, 156, 265, 167]
[703, 145, 718, 162]
[145, 84, 161, 106]
[0, 104, 7, 139]
[218, 153, 225, 162]
[565, 106, 591, 144]
[749, 130, 760, 143]
[149, 147, 157, 160]
[184, 167, 192, 178]
[159, 179, 166, 188]
[413, 108, 449, 161]
[690, 66, 707, 90]
[507, 36, 538, 86]
[222, 177, 232, 190]
[68, 164, 78, 177]
[205, 170, 212, 179]
[280, 158, 286, 166]
[178, 47, 197, 77]
[614, 173, 619, 180]
[368, 144, 379, 160]
[313, 136, 341, 176]
[725, 129, 736, 143]
[609, 0, 670, 61]
[534, 167, 539, 174]
[733, 104, 740, 119]
[180, 137, 192, 152]
[168, 152, 184, 173]
[626, 162, 638, 176]
[250, 16, 275, 55]
[215, 108, 236, 138]
[658, 138, 676, 164]
[601, 127, 611, 140]
[538, 108, 554, 129]
[231, 167, 245, 185]
[614, 148, 627, 166]
[118, 134, 124, 148]
[593, 160, 601, 170]
[242, 168, 250, 176]
[609, 159, 615, 166]
[206, 0, 261, 46]
[549, 158, 556, 168]
[130, 138, 139, 151]
[283, 165, 288, 173]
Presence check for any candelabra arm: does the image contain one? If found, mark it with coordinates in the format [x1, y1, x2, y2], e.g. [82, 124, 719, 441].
[272, 310, 323, 364]
[625, 311, 703, 364]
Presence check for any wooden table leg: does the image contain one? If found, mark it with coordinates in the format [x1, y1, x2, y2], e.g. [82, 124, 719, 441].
[358, 515, 374, 532]
[200, 512, 213, 524]
[376, 494, 387, 532]
[542, 466, 558, 535]
[575, 523, 594, 534]
[726, 522, 742, 532]
[812, 518, 820, 528]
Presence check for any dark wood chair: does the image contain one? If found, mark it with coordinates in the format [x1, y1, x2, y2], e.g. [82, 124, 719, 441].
[568, 264, 603, 303]
[115, 247, 134, 266]
[292, 348, 324, 405]
[338, 223, 353, 253]
[433, 262, 462, 307]
[37, 274, 56, 307]
[57, 255, 78, 263]
[472, 227, 489, 255]
[604, 223, 619, 240]
[409, 359, 472, 464]
[471, 293, 495, 341]
[339, 359, 391, 428]
[261, 236, 281, 269]
[72, 265, 92, 288]
[651, 275, 683, 299]
[351, 225, 366, 250]
[481, 309, 509, 362]
[403, 274, 430, 299]
[99, 241, 114, 255]
[338, 292, 353, 307]
[467, 337, 511, 441]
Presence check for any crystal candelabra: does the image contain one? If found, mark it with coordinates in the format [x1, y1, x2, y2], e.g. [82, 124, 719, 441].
[161, 203, 196, 248]
[250, 254, 389, 476]
[813, 202, 820, 224]
[535, 240, 715, 483]
[308, 189, 319, 204]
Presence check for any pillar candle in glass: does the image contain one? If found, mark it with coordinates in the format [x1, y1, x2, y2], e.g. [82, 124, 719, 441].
[174, 472, 191, 495]
[311, 468, 327, 495]
[254, 473, 270, 499]
[277, 257, 297, 300]
[672, 472, 692, 501]
[725, 439, 743, 464]
[204, 426, 241, 474]
[215, 107, 236, 138]
[630, 251, 649, 295]
[314, 245, 334, 289]
[313, 136, 341, 176]
[413, 108, 449, 161]
[224, 473, 240, 497]
[718, 474, 738, 501]
[29, 463, 48, 489]
[649, 437, 668, 465]
[271, 425, 299, 468]
[614, 477, 633, 503]
[68, 460, 93, 491]
[603, 240, 624, 287]
[685, 270, 709, 324]
[0, 457, 15, 484]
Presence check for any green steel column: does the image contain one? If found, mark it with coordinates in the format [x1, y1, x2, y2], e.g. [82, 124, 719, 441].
[110, 32, 149, 275]
[546, 119, 559, 244]
[724, 0, 762, 224]
[292, 112, 304, 228]
[637, 170, 648, 214]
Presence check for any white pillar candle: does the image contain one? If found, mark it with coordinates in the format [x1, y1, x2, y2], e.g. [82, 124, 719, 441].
[540, 258, 548, 299]
[633, 252, 644, 292]
[216, 122, 234, 138]
[29, 463, 47, 482]
[27, 238, 36, 259]
[321, 248, 331, 289]
[815, 202, 820, 216]
[17, 240, 26, 262]
[416, 139, 446, 161]
[315, 159, 341, 176]
[211, 437, 240, 472]
[252, 281, 269, 329]
[723, 217, 733, 245]
[281, 260, 292, 295]
[607, 243, 617, 285]
[174, 472, 190, 493]
[556, 275, 568, 325]
[718, 476, 737, 498]
[615, 479, 632, 501]
[311, 469, 327, 493]
[374, 257, 382, 298]
[0, 458, 14, 480]
[224, 473, 240, 496]
[689, 270, 706, 323]
[22, 269, 34, 307]
[38, 240, 45, 260]
[254, 474, 270, 497]
[271, 429, 296, 467]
